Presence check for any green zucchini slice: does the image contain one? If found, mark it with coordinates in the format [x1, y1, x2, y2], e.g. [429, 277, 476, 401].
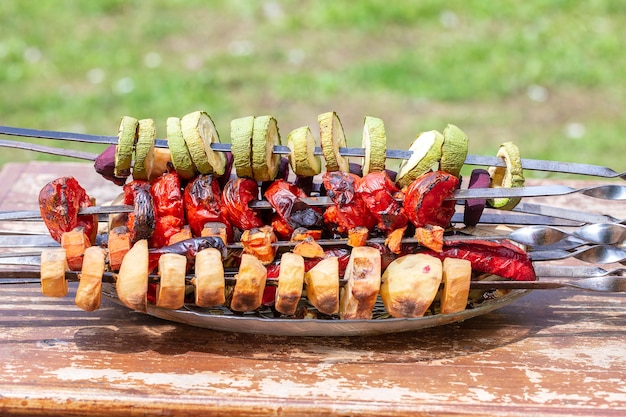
[181, 110, 226, 176]
[396, 130, 444, 188]
[287, 126, 321, 177]
[440, 124, 469, 178]
[251, 115, 282, 182]
[114, 116, 138, 178]
[166, 117, 196, 180]
[231, 116, 255, 178]
[318, 111, 350, 172]
[132, 118, 156, 181]
[362, 116, 387, 175]
[487, 141, 525, 210]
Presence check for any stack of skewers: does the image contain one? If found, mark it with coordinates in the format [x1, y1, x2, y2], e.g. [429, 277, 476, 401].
[0, 111, 624, 332]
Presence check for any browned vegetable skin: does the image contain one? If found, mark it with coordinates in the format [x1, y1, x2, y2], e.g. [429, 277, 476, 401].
[339, 246, 382, 320]
[231, 253, 267, 312]
[40, 248, 68, 297]
[194, 247, 225, 307]
[116, 239, 149, 312]
[275, 252, 305, 315]
[304, 256, 339, 315]
[75, 246, 106, 311]
[380, 254, 443, 318]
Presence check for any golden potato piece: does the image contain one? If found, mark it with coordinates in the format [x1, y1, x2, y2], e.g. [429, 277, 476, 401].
[231, 253, 267, 312]
[194, 247, 225, 307]
[116, 239, 149, 312]
[304, 256, 339, 315]
[339, 246, 382, 320]
[75, 246, 106, 311]
[380, 254, 442, 318]
[275, 252, 305, 316]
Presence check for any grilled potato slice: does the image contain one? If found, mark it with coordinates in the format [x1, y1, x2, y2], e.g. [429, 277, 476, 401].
[116, 239, 149, 312]
[380, 253, 442, 318]
[304, 256, 339, 315]
[194, 247, 225, 307]
[231, 253, 267, 312]
[40, 248, 68, 297]
[75, 246, 106, 311]
[275, 252, 305, 316]
[339, 246, 382, 320]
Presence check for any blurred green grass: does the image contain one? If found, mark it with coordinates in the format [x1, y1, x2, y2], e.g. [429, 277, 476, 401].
[1, 0, 625, 176]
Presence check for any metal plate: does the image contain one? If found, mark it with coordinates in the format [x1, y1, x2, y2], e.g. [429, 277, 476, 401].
[102, 283, 531, 337]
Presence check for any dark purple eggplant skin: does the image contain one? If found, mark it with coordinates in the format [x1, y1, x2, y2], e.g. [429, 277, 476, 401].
[217, 152, 235, 189]
[463, 169, 490, 227]
[130, 185, 156, 242]
[94, 145, 127, 186]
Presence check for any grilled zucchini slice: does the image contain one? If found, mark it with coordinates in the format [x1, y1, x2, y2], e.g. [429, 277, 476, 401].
[362, 116, 387, 175]
[396, 130, 444, 188]
[133, 118, 156, 180]
[114, 116, 138, 178]
[181, 110, 227, 176]
[440, 124, 468, 178]
[166, 116, 196, 180]
[251, 115, 282, 182]
[231, 116, 255, 178]
[318, 111, 350, 172]
[487, 141, 525, 210]
[287, 126, 321, 177]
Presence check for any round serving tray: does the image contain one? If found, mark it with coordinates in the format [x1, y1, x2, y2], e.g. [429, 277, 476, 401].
[102, 283, 530, 337]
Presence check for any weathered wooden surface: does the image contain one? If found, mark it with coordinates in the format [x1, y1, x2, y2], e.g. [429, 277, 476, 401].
[0, 162, 625, 417]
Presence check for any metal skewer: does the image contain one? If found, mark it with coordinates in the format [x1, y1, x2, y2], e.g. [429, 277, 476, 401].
[0, 268, 623, 292]
[2, 125, 625, 179]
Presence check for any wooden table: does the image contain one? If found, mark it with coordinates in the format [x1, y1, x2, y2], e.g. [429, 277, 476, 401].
[1, 162, 625, 417]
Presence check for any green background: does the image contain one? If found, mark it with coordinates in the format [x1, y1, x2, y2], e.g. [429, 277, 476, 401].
[1, 0, 624, 176]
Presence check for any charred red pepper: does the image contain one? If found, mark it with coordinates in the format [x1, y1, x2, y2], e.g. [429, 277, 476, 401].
[263, 179, 323, 239]
[150, 172, 185, 248]
[423, 239, 536, 281]
[322, 171, 377, 235]
[184, 174, 233, 242]
[38, 176, 97, 243]
[356, 171, 408, 234]
[223, 177, 264, 231]
[123, 180, 156, 243]
[403, 171, 459, 228]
